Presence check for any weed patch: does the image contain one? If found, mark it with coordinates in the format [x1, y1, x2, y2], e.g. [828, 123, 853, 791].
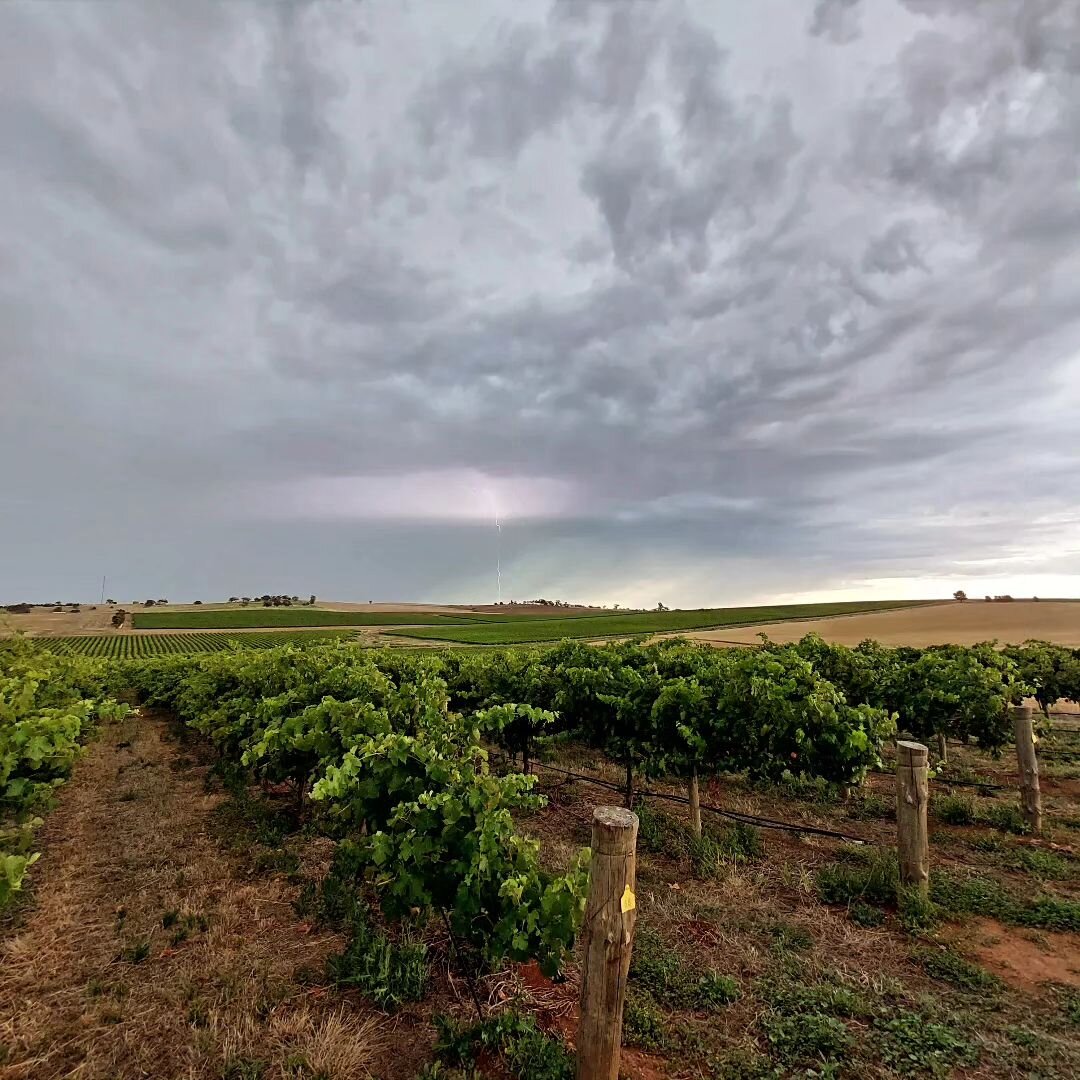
[434, 1010, 572, 1080]
[816, 847, 898, 907]
[915, 948, 1001, 993]
[629, 927, 739, 1010]
[761, 1011, 851, 1065]
[874, 1011, 978, 1075]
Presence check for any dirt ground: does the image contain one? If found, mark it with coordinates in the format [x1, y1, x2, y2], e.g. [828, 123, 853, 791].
[686, 599, 1080, 648]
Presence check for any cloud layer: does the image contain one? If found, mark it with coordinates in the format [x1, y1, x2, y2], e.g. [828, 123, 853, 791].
[2, 0, 1078, 606]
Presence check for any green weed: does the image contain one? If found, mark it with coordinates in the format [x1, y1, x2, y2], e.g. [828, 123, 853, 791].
[1013, 848, 1075, 880]
[117, 940, 151, 964]
[849, 902, 885, 927]
[874, 1012, 978, 1075]
[916, 948, 1001, 992]
[897, 886, 938, 931]
[816, 847, 898, 906]
[761, 1011, 852, 1065]
[629, 927, 739, 1010]
[622, 991, 672, 1051]
[847, 791, 893, 820]
[635, 801, 690, 857]
[434, 1011, 572, 1080]
[327, 916, 428, 1008]
[222, 1059, 266, 1080]
[930, 870, 1080, 930]
[935, 795, 977, 825]
[766, 921, 815, 955]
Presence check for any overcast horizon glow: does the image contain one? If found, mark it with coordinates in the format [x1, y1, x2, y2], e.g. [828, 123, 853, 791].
[2, 0, 1079, 608]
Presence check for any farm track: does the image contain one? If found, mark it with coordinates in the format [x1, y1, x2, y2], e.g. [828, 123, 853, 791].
[0, 712, 411, 1080]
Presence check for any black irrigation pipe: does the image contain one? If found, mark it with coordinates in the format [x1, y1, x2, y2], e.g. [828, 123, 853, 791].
[869, 768, 1005, 793]
[494, 753, 870, 845]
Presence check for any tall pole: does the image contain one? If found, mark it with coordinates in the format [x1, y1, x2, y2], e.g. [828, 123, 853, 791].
[100, 574, 106, 605]
[496, 517, 502, 604]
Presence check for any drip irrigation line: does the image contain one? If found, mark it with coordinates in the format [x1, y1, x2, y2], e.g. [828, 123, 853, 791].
[494, 753, 869, 844]
[869, 768, 1005, 793]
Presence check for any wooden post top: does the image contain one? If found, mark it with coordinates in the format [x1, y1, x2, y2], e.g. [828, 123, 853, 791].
[1010, 704, 1033, 718]
[592, 806, 639, 854]
[897, 741, 928, 767]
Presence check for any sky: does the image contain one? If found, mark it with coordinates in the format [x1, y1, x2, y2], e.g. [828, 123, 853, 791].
[2, 0, 1079, 609]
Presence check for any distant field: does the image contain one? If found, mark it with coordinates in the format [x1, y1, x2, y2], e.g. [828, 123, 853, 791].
[132, 608, 479, 630]
[389, 600, 936, 644]
[39, 630, 358, 658]
[131, 607, 636, 630]
[687, 599, 1080, 649]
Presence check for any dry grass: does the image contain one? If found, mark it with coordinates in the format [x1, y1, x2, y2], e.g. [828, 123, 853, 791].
[0, 712, 397, 1080]
[685, 598, 1080, 648]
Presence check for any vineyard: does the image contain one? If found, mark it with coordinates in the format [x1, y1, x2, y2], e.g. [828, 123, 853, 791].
[388, 600, 935, 644]
[3, 633, 1079, 1079]
[125, 599, 930, 635]
[131, 608, 484, 630]
[38, 630, 359, 658]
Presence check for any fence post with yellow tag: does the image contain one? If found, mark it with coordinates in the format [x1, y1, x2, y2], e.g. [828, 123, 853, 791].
[1011, 705, 1042, 834]
[577, 805, 639, 1080]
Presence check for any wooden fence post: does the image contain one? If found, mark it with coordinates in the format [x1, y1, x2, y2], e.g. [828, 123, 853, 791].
[1011, 705, 1042, 834]
[688, 766, 702, 840]
[577, 806, 638, 1080]
[896, 741, 929, 898]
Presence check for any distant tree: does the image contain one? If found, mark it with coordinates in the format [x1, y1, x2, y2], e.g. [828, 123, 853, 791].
[106, 598, 116, 605]
[1033, 596, 1040, 602]
[144, 600, 156, 607]
[953, 590, 967, 602]
[228, 596, 239, 603]
[656, 602, 668, 612]
[613, 603, 620, 610]
[309, 594, 317, 606]
[193, 600, 203, 605]
[291, 596, 299, 603]
[3, 603, 31, 615]
[111, 610, 127, 628]
[68, 606, 80, 613]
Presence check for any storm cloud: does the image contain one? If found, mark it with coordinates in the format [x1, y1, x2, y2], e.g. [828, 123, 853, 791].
[2, 0, 1078, 606]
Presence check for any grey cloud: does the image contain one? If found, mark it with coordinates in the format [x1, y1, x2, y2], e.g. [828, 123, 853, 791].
[809, 0, 862, 44]
[861, 222, 927, 275]
[1, 0, 1078, 606]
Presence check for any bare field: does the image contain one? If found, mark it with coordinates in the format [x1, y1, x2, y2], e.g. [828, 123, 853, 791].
[685, 599, 1080, 648]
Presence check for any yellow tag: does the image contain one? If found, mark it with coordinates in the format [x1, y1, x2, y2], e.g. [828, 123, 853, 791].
[620, 885, 636, 914]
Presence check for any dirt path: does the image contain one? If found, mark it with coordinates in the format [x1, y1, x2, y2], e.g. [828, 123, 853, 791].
[0, 712, 391, 1080]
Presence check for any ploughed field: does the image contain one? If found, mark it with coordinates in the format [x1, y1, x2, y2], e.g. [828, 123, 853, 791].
[687, 599, 1080, 649]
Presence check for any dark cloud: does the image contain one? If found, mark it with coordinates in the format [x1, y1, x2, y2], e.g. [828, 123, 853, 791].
[1, 0, 1078, 606]
[809, 0, 862, 45]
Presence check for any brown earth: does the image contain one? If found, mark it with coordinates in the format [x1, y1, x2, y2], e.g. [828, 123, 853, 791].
[957, 917, 1080, 991]
[685, 599, 1080, 648]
